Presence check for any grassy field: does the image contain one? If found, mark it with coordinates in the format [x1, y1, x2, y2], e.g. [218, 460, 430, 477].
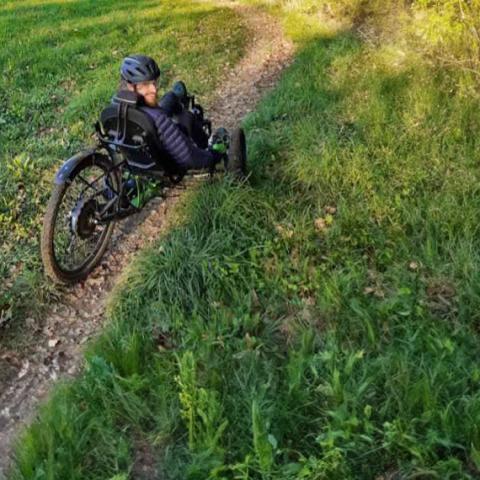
[9, 1, 480, 479]
[0, 0, 246, 331]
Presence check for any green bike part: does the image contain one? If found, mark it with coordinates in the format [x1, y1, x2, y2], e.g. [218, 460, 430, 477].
[211, 142, 228, 154]
[131, 178, 161, 208]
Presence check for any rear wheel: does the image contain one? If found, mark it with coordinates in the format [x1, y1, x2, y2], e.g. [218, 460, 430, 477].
[226, 127, 247, 179]
[41, 154, 119, 284]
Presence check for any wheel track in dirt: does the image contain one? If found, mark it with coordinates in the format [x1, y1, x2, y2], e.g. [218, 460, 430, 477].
[0, 3, 294, 476]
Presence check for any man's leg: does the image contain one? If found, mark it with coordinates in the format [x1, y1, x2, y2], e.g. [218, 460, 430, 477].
[175, 110, 208, 148]
[174, 110, 194, 138]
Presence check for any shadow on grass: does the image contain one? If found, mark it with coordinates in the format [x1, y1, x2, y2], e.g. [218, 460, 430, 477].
[247, 29, 480, 277]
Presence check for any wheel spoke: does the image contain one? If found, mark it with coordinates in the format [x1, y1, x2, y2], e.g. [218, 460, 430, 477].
[67, 232, 77, 255]
[77, 171, 107, 193]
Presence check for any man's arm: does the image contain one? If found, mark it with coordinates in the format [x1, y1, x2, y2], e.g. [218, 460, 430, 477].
[148, 108, 215, 170]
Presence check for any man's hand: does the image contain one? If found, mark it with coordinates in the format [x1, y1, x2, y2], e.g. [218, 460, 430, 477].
[209, 127, 230, 156]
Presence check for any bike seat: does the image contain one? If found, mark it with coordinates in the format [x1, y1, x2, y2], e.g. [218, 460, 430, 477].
[98, 91, 178, 173]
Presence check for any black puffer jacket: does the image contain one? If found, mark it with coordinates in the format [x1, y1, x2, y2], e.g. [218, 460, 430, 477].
[141, 105, 214, 170]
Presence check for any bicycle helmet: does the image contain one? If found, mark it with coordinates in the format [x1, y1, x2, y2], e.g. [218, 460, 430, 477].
[120, 55, 160, 84]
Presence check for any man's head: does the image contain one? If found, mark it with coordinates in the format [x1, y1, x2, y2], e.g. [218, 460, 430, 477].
[120, 55, 160, 107]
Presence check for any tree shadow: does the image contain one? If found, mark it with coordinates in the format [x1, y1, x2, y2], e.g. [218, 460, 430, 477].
[246, 26, 478, 272]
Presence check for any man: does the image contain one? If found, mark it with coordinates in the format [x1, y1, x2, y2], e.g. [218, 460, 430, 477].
[120, 54, 228, 172]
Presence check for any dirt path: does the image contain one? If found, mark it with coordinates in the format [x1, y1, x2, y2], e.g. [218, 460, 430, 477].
[0, 3, 294, 477]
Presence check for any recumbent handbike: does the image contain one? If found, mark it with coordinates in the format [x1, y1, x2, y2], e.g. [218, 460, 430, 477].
[40, 85, 247, 284]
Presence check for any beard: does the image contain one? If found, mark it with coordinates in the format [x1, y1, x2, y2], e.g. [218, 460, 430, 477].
[144, 94, 157, 107]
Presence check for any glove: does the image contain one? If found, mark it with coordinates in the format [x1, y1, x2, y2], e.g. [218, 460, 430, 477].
[208, 127, 230, 157]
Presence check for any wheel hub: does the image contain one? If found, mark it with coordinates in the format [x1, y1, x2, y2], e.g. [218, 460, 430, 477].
[70, 198, 97, 239]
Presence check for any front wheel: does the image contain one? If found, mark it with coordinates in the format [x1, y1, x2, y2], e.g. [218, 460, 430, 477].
[41, 153, 119, 284]
[226, 127, 247, 179]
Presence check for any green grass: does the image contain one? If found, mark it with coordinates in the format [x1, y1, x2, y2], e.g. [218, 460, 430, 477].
[0, 0, 247, 332]
[8, 1, 480, 479]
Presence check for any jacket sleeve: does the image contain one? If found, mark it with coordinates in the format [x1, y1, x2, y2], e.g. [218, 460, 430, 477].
[153, 110, 214, 170]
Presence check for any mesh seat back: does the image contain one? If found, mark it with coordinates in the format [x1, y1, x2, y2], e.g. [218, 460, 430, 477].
[99, 92, 176, 172]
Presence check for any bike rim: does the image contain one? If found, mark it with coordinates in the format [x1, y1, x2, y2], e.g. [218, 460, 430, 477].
[52, 163, 113, 275]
